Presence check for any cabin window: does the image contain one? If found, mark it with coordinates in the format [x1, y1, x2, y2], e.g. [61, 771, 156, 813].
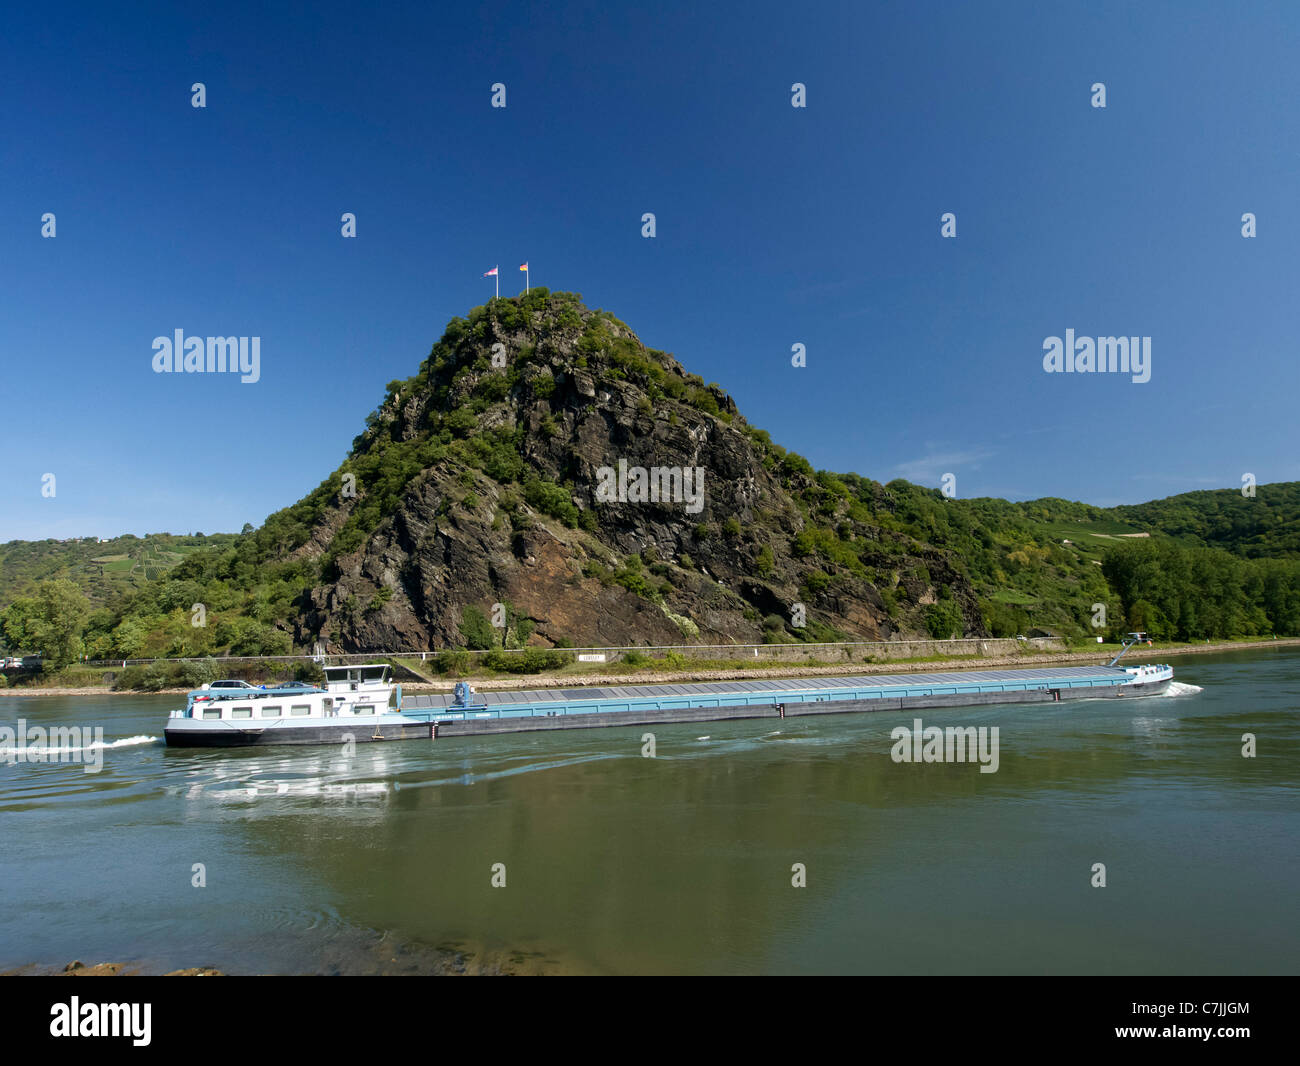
[232, 706, 252, 719]
[290, 705, 312, 716]
[355, 704, 375, 714]
[260, 705, 282, 718]
[202, 709, 222, 720]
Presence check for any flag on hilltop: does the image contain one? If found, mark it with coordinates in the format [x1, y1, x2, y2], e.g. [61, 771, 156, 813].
[483, 265, 498, 298]
[519, 262, 529, 293]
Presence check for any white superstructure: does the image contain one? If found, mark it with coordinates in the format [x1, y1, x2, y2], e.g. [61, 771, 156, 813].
[1122, 663, 1174, 686]
[168, 664, 398, 724]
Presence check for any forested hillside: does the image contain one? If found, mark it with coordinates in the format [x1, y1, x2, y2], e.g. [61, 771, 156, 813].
[871, 484, 1300, 642]
[2, 294, 1299, 666]
[1113, 483, 1300, 558]
[0, 533, 238, 609]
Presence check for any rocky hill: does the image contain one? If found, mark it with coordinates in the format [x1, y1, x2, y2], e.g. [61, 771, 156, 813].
[286, 289, 984, 651]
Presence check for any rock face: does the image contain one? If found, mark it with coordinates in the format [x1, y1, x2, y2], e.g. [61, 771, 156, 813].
[281, 290, 985, 651]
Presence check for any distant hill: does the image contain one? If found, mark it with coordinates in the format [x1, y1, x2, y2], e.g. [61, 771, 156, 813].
[1112, 483, 1300, 558]
[0, 533, 238, 610]
[863, 486, 1300, 641]
[3, 292, 1299, 661]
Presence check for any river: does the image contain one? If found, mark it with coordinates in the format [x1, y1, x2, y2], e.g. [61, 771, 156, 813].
[1, 647, 1296, 974]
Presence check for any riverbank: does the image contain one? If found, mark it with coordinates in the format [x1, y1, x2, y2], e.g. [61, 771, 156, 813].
[4, 637, 1297, 697]
[0, 961, 226, 977]
[4, 937, 571, 976]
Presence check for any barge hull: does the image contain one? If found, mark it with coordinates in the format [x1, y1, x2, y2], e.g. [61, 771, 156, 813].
[428, 677, 1170, 738]
[164, 720, 431, 748]
[164, 676, 1170, 745]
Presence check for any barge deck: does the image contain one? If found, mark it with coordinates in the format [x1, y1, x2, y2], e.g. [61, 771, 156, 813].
[397, 664, 1171, 738]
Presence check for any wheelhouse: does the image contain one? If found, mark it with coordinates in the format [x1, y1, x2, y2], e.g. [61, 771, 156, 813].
[322, 664, 396, 714]
[323, 664, 392, 691]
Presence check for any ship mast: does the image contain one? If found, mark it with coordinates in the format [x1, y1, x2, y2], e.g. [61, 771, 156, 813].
[1107, 632, 1150, 667]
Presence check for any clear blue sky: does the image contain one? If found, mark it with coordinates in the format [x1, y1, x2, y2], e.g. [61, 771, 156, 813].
[3, 0, 1298, 541]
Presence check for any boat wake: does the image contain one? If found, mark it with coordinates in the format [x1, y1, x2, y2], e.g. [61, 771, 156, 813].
[395, 750, 622, 791]
[204, 781, 391, 800]
[0, 734, 161, 757]
[1163, 681, 1204, 697]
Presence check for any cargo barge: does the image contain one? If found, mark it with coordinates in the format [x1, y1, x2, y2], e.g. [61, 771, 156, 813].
[164, 634, 1174, 748]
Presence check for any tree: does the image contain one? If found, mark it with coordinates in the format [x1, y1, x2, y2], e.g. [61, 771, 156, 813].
[110, 617, 151, 658]
[924, 600, 963, 640]
[1125, 599, 1171, 641]
[0, 597, 38, 651]
[458, 605, 496, 650]
[0, 579, 91, 667]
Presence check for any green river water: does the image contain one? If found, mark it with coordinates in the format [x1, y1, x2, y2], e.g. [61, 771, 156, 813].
[1, 647, 1296, 975]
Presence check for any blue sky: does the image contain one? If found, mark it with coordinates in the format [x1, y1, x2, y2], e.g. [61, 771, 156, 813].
[3, 0, 1299, 541]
